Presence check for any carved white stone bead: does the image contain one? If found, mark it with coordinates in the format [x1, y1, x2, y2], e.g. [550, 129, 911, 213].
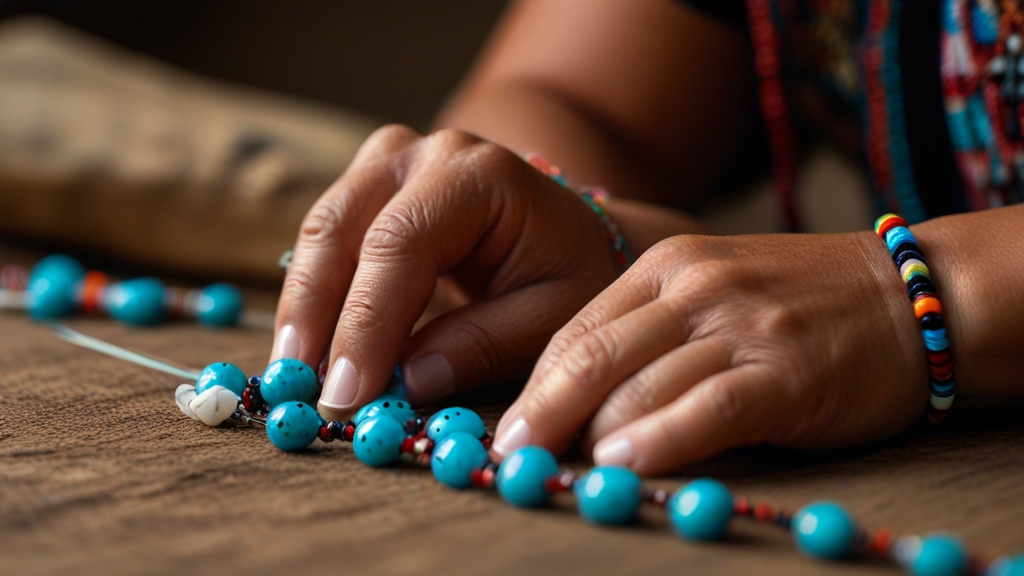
[188, 385, 239, 426]
[175, 384, 198, 420]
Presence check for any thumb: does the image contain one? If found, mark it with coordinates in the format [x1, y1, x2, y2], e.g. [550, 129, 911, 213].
[400, 282, 577, 405]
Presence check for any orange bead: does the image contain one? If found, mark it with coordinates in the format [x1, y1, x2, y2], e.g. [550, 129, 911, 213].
[913, 295, 942, 319]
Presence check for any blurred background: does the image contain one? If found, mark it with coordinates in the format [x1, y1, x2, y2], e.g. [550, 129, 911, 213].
[0, 0, 872, 286]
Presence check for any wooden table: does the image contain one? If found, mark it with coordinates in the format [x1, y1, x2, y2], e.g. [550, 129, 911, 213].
[1, 261, 1021, 575]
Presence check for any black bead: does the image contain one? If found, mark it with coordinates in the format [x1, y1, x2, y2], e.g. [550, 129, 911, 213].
[920, 312, 945, 331]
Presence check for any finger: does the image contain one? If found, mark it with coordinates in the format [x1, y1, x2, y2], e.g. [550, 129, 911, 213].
[592, 364, 781, 476]
[400, 280, 579, 406]
[319, 134, 525, 414]
[580, 337, 731, 454]
[271, 124, 420, 368]
[531, 262, 661, 381]
[491, 298, 689, 459]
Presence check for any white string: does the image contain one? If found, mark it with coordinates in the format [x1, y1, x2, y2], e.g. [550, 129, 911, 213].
[0, 288, 29, 310]
[48, 322, 202, 380]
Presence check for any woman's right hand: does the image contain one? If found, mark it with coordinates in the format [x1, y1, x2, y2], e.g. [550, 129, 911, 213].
[271, 124, 623, 417]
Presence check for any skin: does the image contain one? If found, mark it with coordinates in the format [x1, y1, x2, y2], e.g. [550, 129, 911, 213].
[272, 0, 1024, 475]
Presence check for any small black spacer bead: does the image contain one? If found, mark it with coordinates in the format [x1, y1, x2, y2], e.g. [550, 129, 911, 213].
[920, 313, 945, 331]
[775, 513, 791, 529]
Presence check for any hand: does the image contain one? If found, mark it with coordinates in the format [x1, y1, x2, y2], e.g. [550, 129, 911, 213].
[271, 125, 622, 416]
[491, 232, 931, 475]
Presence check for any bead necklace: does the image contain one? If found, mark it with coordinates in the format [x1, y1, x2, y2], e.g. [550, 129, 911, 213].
[165, 357, 1019, 576]
[0, 255, 274, 329]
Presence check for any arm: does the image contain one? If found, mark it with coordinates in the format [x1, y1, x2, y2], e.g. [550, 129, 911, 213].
[436, 0, 754, 217]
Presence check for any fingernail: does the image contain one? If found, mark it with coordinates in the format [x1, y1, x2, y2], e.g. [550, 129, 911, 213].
[402, 352, 454, 404]
[270, 325, 301, 362]
[492, 417, 532, 457]
[320, 357, 359, 409]
[593, 436, 634, 468]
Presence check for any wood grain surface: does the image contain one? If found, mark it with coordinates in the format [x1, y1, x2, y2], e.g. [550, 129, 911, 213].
[1, 254, 1022, 575]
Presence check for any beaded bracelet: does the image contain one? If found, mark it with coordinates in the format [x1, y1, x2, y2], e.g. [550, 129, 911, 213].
[525, 153, 636, 269]
[874, 214, 956, 421]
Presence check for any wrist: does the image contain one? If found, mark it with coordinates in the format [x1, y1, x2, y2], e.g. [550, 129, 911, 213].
[911, 208, 1024, 400]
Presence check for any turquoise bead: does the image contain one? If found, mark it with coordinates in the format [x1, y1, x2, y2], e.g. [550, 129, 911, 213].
[911, 535, 968, 576]
[431, 431, 489, 489]
[195, 283, 243, 327]
[353, 415, 405, 467]
[260, 359, 320, 408]
[353, 394, 415, 426]
[667, 478, 734, 541]
[266, 401, 322, 452]
[496, 446, 560, 508]
[28, 254, 85, 320]
[574, 466, 642, 525]
[104, 277, 166, 325]
[195, 362, 249, 397]
[792, 501, 856, 559]
[987, 555, 1024, 576]
[425, 407, 486, 442]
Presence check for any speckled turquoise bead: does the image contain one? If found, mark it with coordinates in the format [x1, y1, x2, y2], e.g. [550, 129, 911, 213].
[353, 415, 405, 467]
[667, 478, 734, 541]
[987, 555, 1024, 576]
[28, 255, 86, 320]
[431, 431, 489, 489]
[353, 394, 415, 426]
[195, 283, 243, 327]
[104, 277, 166, 325]
[195, 362, 248, 397]
[496, 446, 560, 508]
[910, 535, 968, 576]
[260, 359, 319, 408]
[574, 466, 642, 525]
[791, 501, 856, 560]
[266, 401, 322, 452]
[425, 407, 486, 442]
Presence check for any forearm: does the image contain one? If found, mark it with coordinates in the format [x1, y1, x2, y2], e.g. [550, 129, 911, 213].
[913, 205, 1024, 399]
[436, 81, 678, 206]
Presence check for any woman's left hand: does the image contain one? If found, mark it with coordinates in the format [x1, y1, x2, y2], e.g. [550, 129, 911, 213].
[491, 231, 932, 475]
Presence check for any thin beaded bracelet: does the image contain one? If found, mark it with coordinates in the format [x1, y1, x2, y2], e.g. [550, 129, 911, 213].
[525, 153, 636, 269]
[874, 214, 956, 421]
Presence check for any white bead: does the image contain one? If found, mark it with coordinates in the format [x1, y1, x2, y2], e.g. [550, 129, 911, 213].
[1009, 33, 1022, 54]
[930, 394, 955, 411]
[188, 385, 239, 426]
[175, 384, 198, 420]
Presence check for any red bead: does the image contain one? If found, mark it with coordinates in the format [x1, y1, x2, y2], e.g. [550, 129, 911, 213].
[343, 424, 355, 442]
[734, 497, 752, 516]
[754, 502, 775, 522]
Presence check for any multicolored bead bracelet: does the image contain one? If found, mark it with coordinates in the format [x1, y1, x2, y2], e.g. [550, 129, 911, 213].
[525, 153, 636, 270]
[874, 213, 956, 421]
[0, 254, 269, 329]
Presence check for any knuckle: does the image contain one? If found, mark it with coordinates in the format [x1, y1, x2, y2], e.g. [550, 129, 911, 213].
[448, 319, 505, 376]
[361, 206, 421, 261]
[342, 287, 385, 335]
[609, 374, 657, 419]
[428, 128, 481, 152]
[300, 197, 346, 243]
[559, 330, 618, 392]
[280, 266, 321, 301]
[467, 140, 517, 172]
[701, 379, 749, 427]
[363, 123, 419, 152]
